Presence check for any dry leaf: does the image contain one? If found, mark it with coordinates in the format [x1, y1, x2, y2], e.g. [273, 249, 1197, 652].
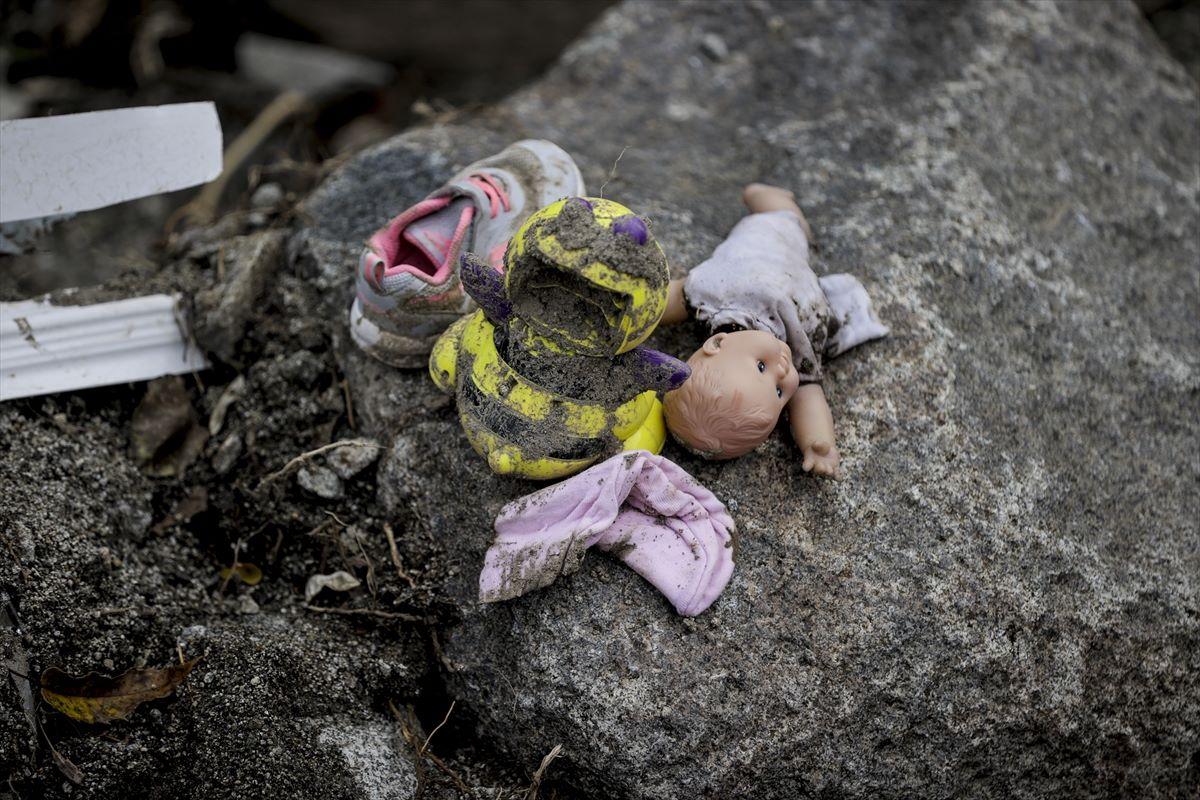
[40, 659, 199, 724]
[131, 376, 208, 477]
[50, 747, 84, 784]
[305, 570, 360, 602]
[208, 375, 246, 435]
[151, 486, 209, 534]
[219, 562, 263, 586]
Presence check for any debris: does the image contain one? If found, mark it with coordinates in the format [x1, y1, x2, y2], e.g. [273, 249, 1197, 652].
[40, 660, 200, 724]
[297, 465, 344, 499]
[303, 605, 424, 623]
[383, 523, 417, 588]
[212, 432, 243, 475]
[218, 562, 263, 586]
[391, 700, 471, 794]
[0, 213, 74, 255]
[326, 439, 381, 479]
[258, 438, 384, 491]
[304, 571, 361, 602]
[0, 294, 209, 402]
[236, 33, 395, 99]
[237, 594, 260, 615]
[208, 376, 246, 435]
[151, 487, 209, 535]
[700, 33, 729, 61]
[171, 91, 310, 228]
[249, 182, 284, 210]
[194, 232, 286, 365]
[2, 597, 38, 760]
[49, 746, 84, 785]
[130, 376, 209, 478]
[0, 103, 222, 224]
[526, 744, 563, 800]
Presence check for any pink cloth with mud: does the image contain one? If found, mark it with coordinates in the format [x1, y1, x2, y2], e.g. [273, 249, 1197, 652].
[479, 451, 736, 616]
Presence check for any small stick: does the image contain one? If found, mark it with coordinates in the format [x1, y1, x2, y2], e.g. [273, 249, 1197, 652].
[391, 701, 471, 794]
[384, 523, 417, 588]
[216, 538, 243, 596]
[257, 439, 383, 491]
[419, 700, 455, 757]
[169, 90, 310, 229]
[526, 744, 563, 800]
[599, 146, 629, 199]
[341, 378, 356, 431]
[302, 604, 426, 624]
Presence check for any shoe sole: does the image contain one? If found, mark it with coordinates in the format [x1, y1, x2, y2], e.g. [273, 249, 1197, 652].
[349, 298, 445, 369]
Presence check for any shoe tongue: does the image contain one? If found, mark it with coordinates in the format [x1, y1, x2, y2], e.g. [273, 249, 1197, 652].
[402, 197, 473, 272]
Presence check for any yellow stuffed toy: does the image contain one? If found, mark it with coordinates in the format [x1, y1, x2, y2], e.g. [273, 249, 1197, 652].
[429, 197, 690, 480]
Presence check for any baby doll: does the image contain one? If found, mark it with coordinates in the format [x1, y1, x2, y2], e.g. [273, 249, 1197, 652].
[659, 184, 888, 477]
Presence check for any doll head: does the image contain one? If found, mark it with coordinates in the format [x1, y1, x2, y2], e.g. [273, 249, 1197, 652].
[664, 330, 800, 459]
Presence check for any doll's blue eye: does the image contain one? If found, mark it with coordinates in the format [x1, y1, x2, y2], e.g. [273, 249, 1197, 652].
[757, 361, 765, 373]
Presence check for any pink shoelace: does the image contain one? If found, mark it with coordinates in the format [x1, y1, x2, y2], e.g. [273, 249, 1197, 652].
[467, 172, 511, 219]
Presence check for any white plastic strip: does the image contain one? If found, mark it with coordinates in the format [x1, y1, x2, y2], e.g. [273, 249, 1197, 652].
[0, 102, 223, 223]
[0, 294, 209, 401]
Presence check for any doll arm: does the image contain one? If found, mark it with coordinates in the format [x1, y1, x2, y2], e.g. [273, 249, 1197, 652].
[659, 279, 691, 325]
[459, 252, 512, 324]
[626, 346, 691, 393]
[787, 383, 840, 478]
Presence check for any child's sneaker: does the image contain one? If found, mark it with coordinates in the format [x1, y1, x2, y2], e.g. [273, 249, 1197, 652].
[349, 140, 585, 367]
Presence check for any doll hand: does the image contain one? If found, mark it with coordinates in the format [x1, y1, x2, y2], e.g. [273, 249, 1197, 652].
[802, 440, 841, 479]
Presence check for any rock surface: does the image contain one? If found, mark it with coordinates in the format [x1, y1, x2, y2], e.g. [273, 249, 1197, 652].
[0, 407, 428, 799]
[302, 1, 1200, 798]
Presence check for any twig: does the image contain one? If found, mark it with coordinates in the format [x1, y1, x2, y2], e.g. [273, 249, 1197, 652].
[168, 90, 311, 229]
[257, 439, 383, 491]
[391, 701, 428, 796]
[599, 146, 629, 199]
[341, 378, 356, 431]
[526, 744, 563, 800]
[423, 747, 471, 793]
[384, 523, 417, 588]
[354, 531, 377, 599]
[419, 700, 455, 757]
[2, 598, 38, 764]
[216, 538, 243, 596]
[302, 604, 426, 624]
[391, 701, 471, 795]
[430, 628, 456, 674]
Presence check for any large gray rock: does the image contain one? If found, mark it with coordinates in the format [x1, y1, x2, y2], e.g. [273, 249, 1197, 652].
[307, 0, 1200, 796]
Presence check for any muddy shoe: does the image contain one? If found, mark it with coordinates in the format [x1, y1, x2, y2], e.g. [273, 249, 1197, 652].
[349, 140, 585, 367]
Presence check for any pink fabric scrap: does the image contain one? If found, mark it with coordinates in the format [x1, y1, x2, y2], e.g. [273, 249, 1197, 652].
[479, 451, 737, 616]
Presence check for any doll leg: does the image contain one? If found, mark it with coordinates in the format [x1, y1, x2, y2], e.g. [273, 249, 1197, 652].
[742, 183, 813, 242]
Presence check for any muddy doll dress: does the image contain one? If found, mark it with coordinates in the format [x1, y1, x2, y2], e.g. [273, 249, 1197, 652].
[682, 209, 888, 384]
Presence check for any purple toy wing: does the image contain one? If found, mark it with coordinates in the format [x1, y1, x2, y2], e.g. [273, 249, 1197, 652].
[459, 252, 512, 324]
[624, 346, 691, 393]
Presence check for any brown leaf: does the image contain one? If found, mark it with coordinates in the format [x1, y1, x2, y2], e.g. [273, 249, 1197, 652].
[40, 660, 199, 724]
[130, 376, 208, 478]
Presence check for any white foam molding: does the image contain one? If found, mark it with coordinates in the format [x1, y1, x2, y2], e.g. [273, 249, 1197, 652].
[0, 294, 209, 401]
[0, 102, 223, 223]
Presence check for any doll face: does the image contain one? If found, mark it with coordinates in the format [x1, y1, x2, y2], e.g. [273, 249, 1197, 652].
[695, 330, 800, 412]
